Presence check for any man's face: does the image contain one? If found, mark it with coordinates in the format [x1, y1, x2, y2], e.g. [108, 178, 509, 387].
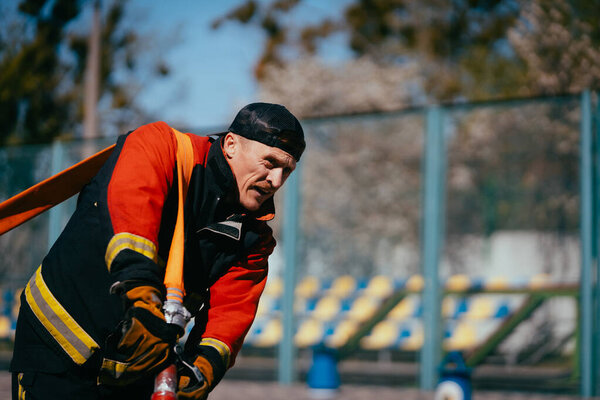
[223, 133, 297, 212]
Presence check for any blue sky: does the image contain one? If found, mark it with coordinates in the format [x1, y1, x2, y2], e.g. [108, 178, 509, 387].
[125, 0, 354, 132]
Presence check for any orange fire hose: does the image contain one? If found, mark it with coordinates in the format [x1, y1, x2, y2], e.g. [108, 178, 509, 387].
[152, 129, 195, 400]
[0, 144, 115, 235]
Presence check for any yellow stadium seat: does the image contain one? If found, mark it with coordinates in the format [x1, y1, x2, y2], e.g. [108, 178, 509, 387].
[328, 275, 357, 298]
[295, 319, 324, 348]
[464, 296, 495, 320]
[406, 275, 424, 292]
[530, 273, 551, 289]
[389, 295, 418, 320]
[484, 276, 510, 290]
[252, 318, 282, 347]
[364, 275, 394, 298]
[255, 295, 274, 317]
[313, 295, 342, 321]
[0, 315, 11, 339]
[361, 320, 399, 350]
[263, 276, 283, 298]
[325, 319, 359, 348]
[399, 322, 423, 351]
[446, 274, 471, 291]
[444, 321, 477, 351]
[346, 295, 379, 322]
[442, 296, 457, 318]
[296, 276, 320, 298]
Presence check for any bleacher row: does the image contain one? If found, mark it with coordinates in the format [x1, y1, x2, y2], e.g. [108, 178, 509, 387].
[0, 274, 553, 351]
[244, 273, 553, 351]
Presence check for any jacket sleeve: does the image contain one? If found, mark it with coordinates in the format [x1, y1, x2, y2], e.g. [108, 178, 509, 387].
[198, 224, 276, 368]
[104, 121, 179, 286]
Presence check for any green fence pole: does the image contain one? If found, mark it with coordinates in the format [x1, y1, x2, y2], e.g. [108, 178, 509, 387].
[580, 89, 594, 398]
[278, 161, 302, 385]
[419, 105, 446, 391]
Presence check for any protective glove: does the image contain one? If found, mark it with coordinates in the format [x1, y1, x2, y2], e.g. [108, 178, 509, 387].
[99, 285, 180, 386]
[177, 342, 228, 400]
[177, 354, 213, 400]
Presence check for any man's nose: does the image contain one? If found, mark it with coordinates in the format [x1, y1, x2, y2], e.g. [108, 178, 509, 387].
[267, 168, 284, 189]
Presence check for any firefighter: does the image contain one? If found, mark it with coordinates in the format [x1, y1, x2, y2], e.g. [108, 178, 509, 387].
[10, 103, 305, 400]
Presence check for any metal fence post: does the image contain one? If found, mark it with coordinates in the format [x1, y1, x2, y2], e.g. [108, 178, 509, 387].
[47, 140, 65, 252]
[580, 89, 594, 398]
[419, 105, 446, 390]
[278, 161, 302, 385]
[595, 91, 600, 396]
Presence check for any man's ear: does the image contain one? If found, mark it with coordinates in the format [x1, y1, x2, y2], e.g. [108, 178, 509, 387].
[222, 133, 237, 159]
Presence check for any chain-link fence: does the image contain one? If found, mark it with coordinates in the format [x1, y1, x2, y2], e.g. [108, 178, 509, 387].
[0, 94, 594, 393]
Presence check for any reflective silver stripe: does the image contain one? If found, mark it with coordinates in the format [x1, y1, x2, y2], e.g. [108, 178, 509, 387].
[105, 232, 158, 271]
[25, 266, 99, 364]
[200, 337, 231, 367]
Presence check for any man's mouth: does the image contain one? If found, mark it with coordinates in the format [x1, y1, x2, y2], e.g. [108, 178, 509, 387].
[253, 186, 272, 197]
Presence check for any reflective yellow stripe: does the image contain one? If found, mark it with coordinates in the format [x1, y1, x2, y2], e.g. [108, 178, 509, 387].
[100, 358, 129, 379]
[200, 337, 231, 367]
[25, 266, 99, 365]
[105, 232, 157, 271]
[18, 373, 25, 400]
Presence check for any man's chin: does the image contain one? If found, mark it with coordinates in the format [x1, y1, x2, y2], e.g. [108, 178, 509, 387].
[240, 198, 262, 212]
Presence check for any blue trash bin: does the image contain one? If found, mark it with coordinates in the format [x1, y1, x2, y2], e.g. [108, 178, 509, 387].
[307, 347, 340, 398]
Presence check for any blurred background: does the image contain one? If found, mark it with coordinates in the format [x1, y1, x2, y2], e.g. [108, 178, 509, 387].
[1, 0, 600, 399]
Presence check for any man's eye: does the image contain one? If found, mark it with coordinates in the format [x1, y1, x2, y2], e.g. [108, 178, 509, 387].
[264, 160, 275, 168]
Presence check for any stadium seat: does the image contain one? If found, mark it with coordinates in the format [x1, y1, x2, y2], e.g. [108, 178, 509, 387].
[312, 295, 342, 321]
[446, 274, 471, 291]
[452, 297, 469, 319]
[255, 294, 275, 317]
[464, 295, 496, 320]
[0, 315, 11, 339]
[328, 275, 357, 299]
[405, 275, 424, 292]
[529, 273, 552, 289]
[484, 276, 510, 290]
[324, 318, 359, 348]
[364, 275, 394, 298]
[295, 318, 325, 348]
[388, 295, 419, 320]
[346, 295, 380, 323]
[442, 296, 457, 318]
[494, 302, 511, 318]
[398, 320, 423, 351]
[295, 276, 321, 299]
[361, 320, 400, 350]
[250, 317, 282, 348]
[444, 321, 478, 350]
[263, 275, 283, 298]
